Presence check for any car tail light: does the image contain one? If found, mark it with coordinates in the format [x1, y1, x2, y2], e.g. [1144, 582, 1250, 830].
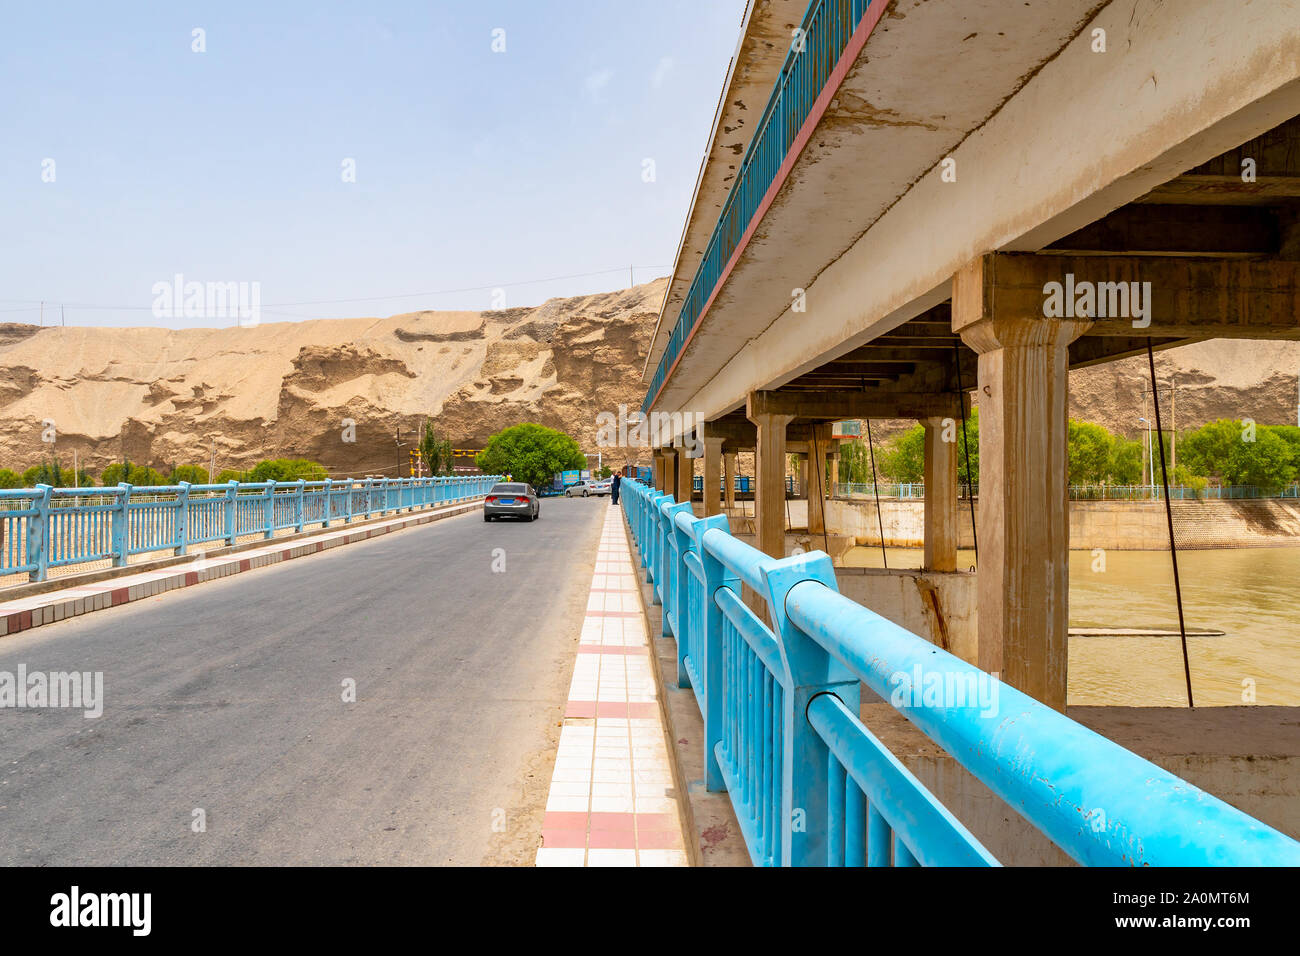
[486, 496, 498, 504]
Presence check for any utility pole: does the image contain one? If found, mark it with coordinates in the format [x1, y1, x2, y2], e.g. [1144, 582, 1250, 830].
[61, 305, 65, 327]
[40, 301, 44, 327]
[210, 437, 217, 482]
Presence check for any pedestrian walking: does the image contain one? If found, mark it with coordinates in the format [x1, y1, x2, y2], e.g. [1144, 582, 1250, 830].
[610, 472, 622, 505]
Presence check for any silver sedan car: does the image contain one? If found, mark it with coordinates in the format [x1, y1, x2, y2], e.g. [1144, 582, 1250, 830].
[565, 478, 612, 497]
[483, 482, 540, 521]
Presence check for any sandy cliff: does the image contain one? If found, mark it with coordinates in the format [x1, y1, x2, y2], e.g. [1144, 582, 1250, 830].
[0, 280, 666, 477]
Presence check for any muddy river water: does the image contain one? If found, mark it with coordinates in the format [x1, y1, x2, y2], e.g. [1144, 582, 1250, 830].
[841, 545, 1300, 706]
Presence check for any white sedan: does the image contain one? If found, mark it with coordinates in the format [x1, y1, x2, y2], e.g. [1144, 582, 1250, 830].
[565, 479, 612, 497]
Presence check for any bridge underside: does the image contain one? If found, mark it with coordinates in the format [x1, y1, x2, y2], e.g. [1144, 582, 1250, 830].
[647, 0, 1300, 709]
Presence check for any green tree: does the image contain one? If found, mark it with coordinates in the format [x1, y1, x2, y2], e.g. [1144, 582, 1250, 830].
[1270, 425, 1300, 485]
[22, 462, 65, 486]
[419, 422, 454, 476]
[1175, 419, 1294, 489]
[955, 408, 979, 489]
[216, 468, 246, 483]
[169, 464, 210, 485]
[1108, 436, 1144, 484]
[100, 461, 166, 486]
[1068, 420, 1114, 484]
[1176, 419, 1241, 484]
[0, 469, 21, 489]
[1231, 429, 1294, 491]
[101, 461, 129, 486]
[878, 424, 925, 483]
[247, 458, 329, 482]
[475, 423, 585, 490]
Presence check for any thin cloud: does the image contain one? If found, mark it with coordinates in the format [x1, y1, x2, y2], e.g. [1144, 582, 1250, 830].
[650, 56, 674, 89]
[583, 68, 614, 102]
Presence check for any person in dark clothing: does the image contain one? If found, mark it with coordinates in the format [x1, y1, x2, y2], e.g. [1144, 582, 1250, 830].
[610, 472, 622, 505]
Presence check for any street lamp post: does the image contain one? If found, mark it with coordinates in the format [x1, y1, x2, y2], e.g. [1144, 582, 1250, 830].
[1139, 417, 1153, 498]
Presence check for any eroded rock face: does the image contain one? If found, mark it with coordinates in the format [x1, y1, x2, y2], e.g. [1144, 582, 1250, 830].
[3, 283, 1293, 481]
[0, 280, 665, 478]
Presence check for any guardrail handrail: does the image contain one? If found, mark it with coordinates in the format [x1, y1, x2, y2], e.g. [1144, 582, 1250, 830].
[0, 475, 500, 585]
[620, 477, 1300, 867]
[644, 0, 877, 412]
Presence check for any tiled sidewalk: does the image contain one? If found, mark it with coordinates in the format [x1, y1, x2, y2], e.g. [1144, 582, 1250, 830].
[0, 500, 481, 638]
[535, 504, 689, 867]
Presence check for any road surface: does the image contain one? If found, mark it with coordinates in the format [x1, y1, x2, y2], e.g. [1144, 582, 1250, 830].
[0, 496, 610, 865]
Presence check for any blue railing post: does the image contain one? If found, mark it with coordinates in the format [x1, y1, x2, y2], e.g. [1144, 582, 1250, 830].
[295, 480, 306, 532]
[263, 480, 277, 538]
[666, 501, 696, 681]
[114, 483, 134, 566]
[647, 493, 670, 589]
[696, 515, 735, 792]
[174, 481, 191, 555]
[322, 479, 333, 528]
[224, 481, 238, 545]
[363, 478, 374, 518]
[759, 551, 861, 867]
[347, 480, 357, 523]
[27, 484, 52, 582]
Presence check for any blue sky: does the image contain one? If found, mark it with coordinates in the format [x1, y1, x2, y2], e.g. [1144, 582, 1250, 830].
[0, 0, 749, 327]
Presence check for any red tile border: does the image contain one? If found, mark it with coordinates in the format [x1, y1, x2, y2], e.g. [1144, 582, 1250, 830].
[542, 811, 589, 830]
[587, 830, 638, 850]
[541, 828, 588, 849]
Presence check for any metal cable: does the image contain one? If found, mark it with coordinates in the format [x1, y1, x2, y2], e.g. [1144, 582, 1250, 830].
[866, 419, 887, 569]
[953, 341, 978, 561]
[1147, 339, 1194, 708]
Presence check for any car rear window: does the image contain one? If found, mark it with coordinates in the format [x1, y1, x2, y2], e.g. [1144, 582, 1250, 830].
[490, 484, 528, 494]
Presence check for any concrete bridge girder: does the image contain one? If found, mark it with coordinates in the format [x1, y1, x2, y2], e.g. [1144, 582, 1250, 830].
[665, 0, 1300, 425]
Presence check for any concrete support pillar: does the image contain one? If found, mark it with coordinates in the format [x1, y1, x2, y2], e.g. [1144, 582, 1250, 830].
[723, 450, 737, 510]
[958, 316, 1089, 710]
[921, 416, 959, 573]
[807, 425, 832, 536]
[702, 436, 725, 517]
[795, 453, 808, 498]
[747, 405, 794, 559]
[652, 451, 666, 492]
[675, 444, 694, 506]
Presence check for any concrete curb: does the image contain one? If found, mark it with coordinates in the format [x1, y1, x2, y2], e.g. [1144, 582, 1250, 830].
[0, 498, 484, 639]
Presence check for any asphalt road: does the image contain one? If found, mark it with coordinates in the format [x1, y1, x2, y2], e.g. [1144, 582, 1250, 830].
[0, 496, 610, 865]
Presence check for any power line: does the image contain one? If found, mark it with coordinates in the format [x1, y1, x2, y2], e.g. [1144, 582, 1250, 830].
[0, 265, 674, 315]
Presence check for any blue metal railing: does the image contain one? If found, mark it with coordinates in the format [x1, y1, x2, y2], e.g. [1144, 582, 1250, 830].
[0, 475, 498, 584]
[644, 0, 876, 412]
[621, 477, 1300, 866]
